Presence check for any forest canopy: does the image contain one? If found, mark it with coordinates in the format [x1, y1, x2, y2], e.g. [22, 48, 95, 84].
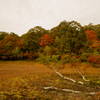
[0, 21, 100, 65]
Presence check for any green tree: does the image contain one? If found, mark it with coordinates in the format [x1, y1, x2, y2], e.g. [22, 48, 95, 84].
[0, 32, 21, 59]
[51, 21, 87, 54]
[0, 32, 8, 40]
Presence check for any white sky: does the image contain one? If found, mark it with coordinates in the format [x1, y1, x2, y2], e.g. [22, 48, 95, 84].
[0, 0, 100, 35]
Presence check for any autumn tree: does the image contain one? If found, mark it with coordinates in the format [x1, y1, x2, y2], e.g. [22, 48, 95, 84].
[21, 26, 48, 59]
[50, 21, 87, 54]
[84, 23, 100, 40]
[0, 32, 21, 59]
[0, 32, 8, 40]
[39, 34, 53, 47]
[85, 30, 97, 42]
[0, 21, 99, 61]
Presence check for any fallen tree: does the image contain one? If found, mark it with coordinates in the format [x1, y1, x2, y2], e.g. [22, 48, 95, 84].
[43, 64, 100, 96]
[43, 86, 96, 95]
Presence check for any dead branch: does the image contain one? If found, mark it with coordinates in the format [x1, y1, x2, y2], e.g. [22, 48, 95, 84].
[43, 86, 97, 95]
[54, 69, 84, 85]
[77, 70, 90, 82]
[43, 65, 100, 96]
[43, 86, 81, 93]
[73, 66, 90, 82]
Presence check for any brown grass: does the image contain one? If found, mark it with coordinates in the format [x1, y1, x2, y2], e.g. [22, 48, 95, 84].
[0, 61, 100, 100]
[0, 61, 100, 81]
[61, 63, 100, 75]
[0, 61, 53, 80]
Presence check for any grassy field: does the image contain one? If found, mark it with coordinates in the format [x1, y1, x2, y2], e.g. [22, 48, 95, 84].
[0, 61, 53, 80]
[0, 61, 100, 100]
[0, 61, 100, 80]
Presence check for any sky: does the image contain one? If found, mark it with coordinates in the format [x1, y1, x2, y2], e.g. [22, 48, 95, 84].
[0, 0, 100, 35]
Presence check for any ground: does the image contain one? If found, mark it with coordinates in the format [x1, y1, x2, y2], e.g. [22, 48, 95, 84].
[0, 61, 100, 100]
[0, 61, 100, 80]
[0, 61, 53, 80]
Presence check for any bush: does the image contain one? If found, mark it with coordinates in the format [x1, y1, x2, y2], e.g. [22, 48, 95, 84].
[51, 55, 60, 62]
[60, 54, 72, 64]
[37, 54, 51, 64]
[80, 53, 89, 62]
[60, 54, 80, 64]
[88, 55, 100, 67]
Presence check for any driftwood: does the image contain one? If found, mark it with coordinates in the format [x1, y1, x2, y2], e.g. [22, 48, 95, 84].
[43, 86, 96, 95]
[76, 69, 90, 82]
[54, 69, 84, 85]
[73, 65, 90, 82]
[43, 65, 100, 96]
[43, 86, 81, 93]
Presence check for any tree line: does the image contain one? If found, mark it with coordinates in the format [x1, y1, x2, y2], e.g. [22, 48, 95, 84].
[0, 21, 100, 65]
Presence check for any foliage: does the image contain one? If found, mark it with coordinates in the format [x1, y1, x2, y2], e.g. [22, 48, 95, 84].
[85, 30, 97, 41]
[0, 32, 8, 40]
[51, 21, 87, 54]
[51, 55, 60, 62]
[80, 52, 90, 62]
[39, 34, 53, 47]
[0, 20, 99, 66]
[37, 54, 51, 64]
[88, 55, 100, 67]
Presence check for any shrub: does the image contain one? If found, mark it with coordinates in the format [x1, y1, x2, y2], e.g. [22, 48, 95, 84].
[80, 53, 89, 62]
[37, 54, 51, 64]
[60, 54, 72, 64]
[60, 54, 80, 64]
[51, 55, 60, 62]
[88, 55, 100, 67]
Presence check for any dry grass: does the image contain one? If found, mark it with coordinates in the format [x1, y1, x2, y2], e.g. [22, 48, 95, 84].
[0, 61, 53, 80]
[0, 61, 100, 100]
[61, 63, 100, 75]
[0, 61, 100, 80]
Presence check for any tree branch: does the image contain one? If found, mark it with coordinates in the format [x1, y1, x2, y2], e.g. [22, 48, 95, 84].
[54, 69, 84, 85]
[77, 70, 90, 82]
[44, 65, 99, 96]
[43, 86, 97, 95]
[43, 86, 81, 93]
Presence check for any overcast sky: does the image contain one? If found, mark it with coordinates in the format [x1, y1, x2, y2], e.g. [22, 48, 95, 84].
[0, 0, 100, 35]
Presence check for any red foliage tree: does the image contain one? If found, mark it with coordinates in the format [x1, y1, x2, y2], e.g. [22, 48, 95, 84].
[85, 30, 100, 49]
[88, 55, 100, 64]
[39, 34, 53, 46]
[85, 30, 97, 41]
[91, 40, 100, 49]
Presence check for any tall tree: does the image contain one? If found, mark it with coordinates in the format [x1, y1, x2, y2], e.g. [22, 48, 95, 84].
[50, 21, 87, 54]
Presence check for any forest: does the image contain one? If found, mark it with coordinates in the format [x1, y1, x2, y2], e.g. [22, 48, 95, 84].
[0, 21, 100, 100]
[0, 20, 100, 66]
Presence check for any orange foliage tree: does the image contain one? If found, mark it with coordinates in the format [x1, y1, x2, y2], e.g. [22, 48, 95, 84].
[39, 34, 53, 47]
[85, 30, 97, 41]
[85, 30, 100, 49]
[88, 55, 100, 65]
